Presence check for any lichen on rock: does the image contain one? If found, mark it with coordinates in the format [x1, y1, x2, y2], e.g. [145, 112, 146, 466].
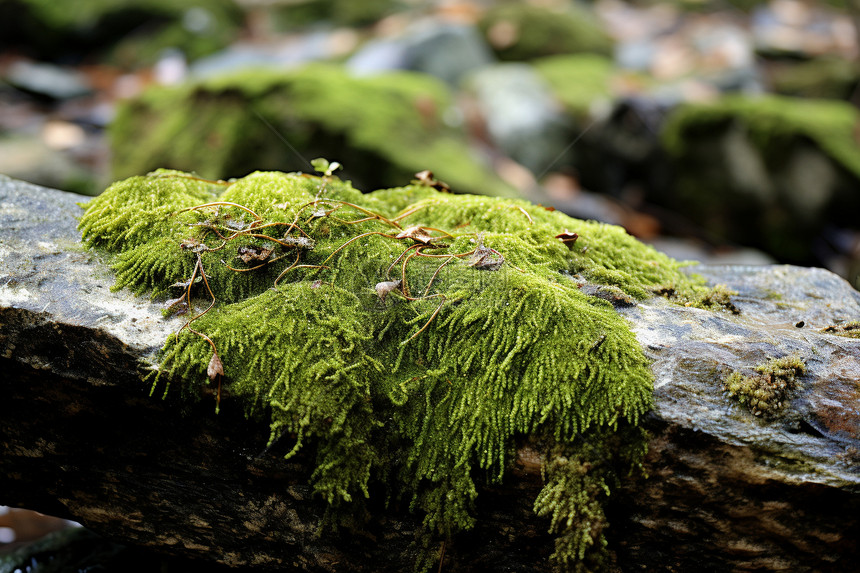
[79, 168, 713, 569]
[723, 354, 807, 417]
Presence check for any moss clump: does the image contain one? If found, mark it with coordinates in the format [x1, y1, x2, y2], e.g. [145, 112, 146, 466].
[723, 355, 806, 417]
[80, 169, 710, 569]
[821, 320, 860, 338]
[109, 65, 516, 199]
[662, 95, 860, 180]
[533, 54, 616, 119]
[478, 3, 613, 62]
[4, 0, 241, 64]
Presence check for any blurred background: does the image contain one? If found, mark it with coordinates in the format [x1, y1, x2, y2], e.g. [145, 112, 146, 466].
[1, 0, 860, 567]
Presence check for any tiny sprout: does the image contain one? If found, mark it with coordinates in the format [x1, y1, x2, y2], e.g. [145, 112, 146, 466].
[311, 157, 342, 177]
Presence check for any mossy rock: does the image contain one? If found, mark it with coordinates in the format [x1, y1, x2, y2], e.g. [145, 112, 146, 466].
[533, 54, 616, 120]
[659, 95, 860, 263]
[767, 58, 860, 100]
[79, 168, 718, 570]
[0, 0, 242, 65]
[267, 0, 402, 29]
[109, 65, 517, 198]
[478, 3, 613, 62]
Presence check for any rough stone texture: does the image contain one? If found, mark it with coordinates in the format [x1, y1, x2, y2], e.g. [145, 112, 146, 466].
[1, 175, 859, 571]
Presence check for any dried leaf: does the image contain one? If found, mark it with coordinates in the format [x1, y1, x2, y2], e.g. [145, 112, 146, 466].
[412, 170, 450, 192]
[169, 276, 202, 291]
[470, 247, 504, 271]
[395, 226, 437, 245]
[179, 238, 209, 253]
[207, 352, 224, 381]
[469, 233, 504, 271]
[281, 236, 315, 249]
[163, 297, 189, 316]
[555, 231, 579, 249]
[237, 245, 274, 263]
[376, 279, 402, 303]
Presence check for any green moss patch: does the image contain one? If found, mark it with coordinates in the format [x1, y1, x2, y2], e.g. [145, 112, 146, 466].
[80, 168, 713, 568]
[534, 54, 616, 119]
[109, 65, 516, 198]
[723, 355, 807, 417]
[662, 95, 860, 180]
[478, 3, 613, 62]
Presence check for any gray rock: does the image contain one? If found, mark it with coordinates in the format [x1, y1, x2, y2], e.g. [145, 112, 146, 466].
[347, 20, 495, 86]
[465, 63, 572, 174]
[3, 61, 92, 101]
[1, 176, 858, 571]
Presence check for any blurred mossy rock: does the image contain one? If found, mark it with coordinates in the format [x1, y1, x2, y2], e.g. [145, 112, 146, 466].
[658, 95, 860, 264]
[110, 65, 517, 197]
[534, 54, 616, 120]
[0, 0, 242, 65]
[766, 57, 860, 100]
[478, 2, 613, 62]
[263, 0, 402, 29]
[464, 63, 573, 174]
[2, 175, 860, 571]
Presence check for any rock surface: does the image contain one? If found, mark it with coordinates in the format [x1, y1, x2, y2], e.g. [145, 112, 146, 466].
[1, 176, 859, 571]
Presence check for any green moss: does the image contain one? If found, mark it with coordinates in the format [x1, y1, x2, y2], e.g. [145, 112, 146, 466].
[478, 4, 613, 62]
[723, 355, 806, 416]
[821, 320, 860, 338]
[662, 95, 860, 180]
[11, 0, 241, 64]
[109, 65, 517, 198]
[533, 54, 616, 119]
[80, 169, 711, 569]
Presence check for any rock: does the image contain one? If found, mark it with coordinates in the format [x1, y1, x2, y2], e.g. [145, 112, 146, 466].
[108, 64, 517, 198]
[401, 22, 496, 87]
[3, 60, 93, 101]
[659, 95, 860, 266]
[464, 63, 572, 174]
[478, 3, 613, 62]
[1, 177, 859, 571]
[347, 20, 495, 86]
[0, 0, 242, 65]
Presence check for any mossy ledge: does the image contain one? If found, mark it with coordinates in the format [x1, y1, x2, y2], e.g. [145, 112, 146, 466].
[79, 168, 714, 570]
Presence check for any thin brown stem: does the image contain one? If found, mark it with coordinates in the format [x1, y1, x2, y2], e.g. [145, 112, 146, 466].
[177, 201, 262, 222]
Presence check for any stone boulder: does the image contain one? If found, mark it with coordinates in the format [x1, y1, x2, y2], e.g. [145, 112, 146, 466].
[1, 176, 858, 571]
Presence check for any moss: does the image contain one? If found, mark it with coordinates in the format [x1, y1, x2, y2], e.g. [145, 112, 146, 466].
[723, 355, 806, 417]
[478, 3, 613, 62]
[768, 58, 860, 100]
[533, 54, 616, 119]
[109, 65, 517, 198]
[821, 320, 860, 338]
[662, 95, 860, 180]
[7, 0, 241, 64]
[80, 169, 712, 569]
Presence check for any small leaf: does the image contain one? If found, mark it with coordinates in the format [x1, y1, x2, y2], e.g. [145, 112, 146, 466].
[412, 170, 450, 192]
[311, 158, 342, 177]
[207, 352, 224, 381]
[395, 226, 437, 245]
[237, 245, 274, 263]
[376, 279, 402, 303]
[555, 231, 579, 249]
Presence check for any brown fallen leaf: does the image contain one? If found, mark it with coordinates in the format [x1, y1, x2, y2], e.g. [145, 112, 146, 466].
[237, 245, 274, 263]
[207, 352, 224, 381]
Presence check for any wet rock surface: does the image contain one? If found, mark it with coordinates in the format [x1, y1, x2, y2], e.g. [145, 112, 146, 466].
[1, 176, 859, 571]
